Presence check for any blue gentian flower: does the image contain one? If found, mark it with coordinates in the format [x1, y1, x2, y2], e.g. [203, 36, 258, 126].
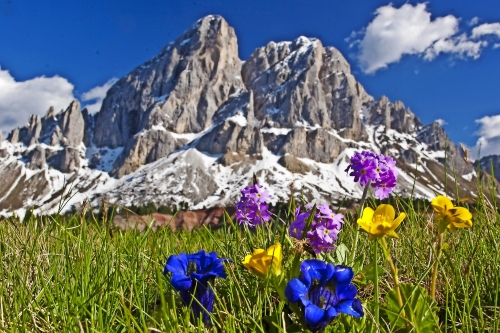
[285, 259, 364, 332]
[164, 250, 229, 324]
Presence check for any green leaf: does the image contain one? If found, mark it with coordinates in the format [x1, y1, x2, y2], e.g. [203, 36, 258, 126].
[301, 204, 317, 239]
[335, 243, 349, 265]
[352, 253, 366, 275]
[223, 209, 233, 224]
[383, 283, 440, 333]
[334, 302, 382, 333]
[286, 188, 297, 221]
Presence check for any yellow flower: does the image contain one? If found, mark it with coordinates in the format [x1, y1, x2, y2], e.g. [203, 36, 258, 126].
[431, 196, 472, 233]
[242, 243, 282, 277]
[357, 204, 406, 240]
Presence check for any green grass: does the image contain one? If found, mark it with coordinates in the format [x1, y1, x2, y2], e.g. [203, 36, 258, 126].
[0, 188, 499, 332]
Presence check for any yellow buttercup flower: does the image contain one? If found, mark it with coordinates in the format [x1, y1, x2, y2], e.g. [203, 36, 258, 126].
[357, 204, 406, 240]
[431, 196, 472, 233]
[242, 243, 282, 277]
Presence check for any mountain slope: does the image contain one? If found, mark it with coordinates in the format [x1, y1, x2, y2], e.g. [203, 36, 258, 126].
[0, 15, 497, 217]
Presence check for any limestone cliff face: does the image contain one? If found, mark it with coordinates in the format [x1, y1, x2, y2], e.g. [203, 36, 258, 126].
[242, 37, 370, 141]
[368, 96, 422, 133]
[92, 16, 245, 145]
[5, 101, 85, 173]
[91, 15, 246, 175]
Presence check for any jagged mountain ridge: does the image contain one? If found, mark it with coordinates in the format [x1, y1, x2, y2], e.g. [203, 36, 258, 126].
[0, 15, 496, 216]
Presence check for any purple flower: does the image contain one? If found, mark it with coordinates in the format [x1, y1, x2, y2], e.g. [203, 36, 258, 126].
[345, 151, 398, 199]
[289, 210, 309, 239]
[289, 204, 345, 254]
[235, 184, 272, 227]
[373, 174, 397, 199]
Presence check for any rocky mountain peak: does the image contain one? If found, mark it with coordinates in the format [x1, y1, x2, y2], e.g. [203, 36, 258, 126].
[90, 15, 247, 176]
[0, 14, 496, 217]
[368, 96, 422, 134]
[92, 15, 244, 149]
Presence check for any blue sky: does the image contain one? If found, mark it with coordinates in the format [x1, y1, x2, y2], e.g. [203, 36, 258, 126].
[1, 0, 500, 156]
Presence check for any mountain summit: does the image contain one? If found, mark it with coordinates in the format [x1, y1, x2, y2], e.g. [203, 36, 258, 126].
[0, 15, 496, 216]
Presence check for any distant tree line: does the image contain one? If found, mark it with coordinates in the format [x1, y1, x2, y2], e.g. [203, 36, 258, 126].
[127, 201, 190, 216]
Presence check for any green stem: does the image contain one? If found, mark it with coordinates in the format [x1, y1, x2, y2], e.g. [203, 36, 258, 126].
[349, 182, 370, 264]
[380, 237, 405, 318]
[431, 232, 444, 300]
[373, 240, 380, 325]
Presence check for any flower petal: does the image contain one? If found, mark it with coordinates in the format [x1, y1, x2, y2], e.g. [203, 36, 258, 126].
[336, 299, 364, 318]
[336, 284, 358, 301]
[374, 204, 395, 221]
[170, 273, 192, 291]
[165, 253, 188, 275]
[242, 256, 267, 276]
[390, 212, 406, 231]
[359, 207, 374, 223]
[266, 243, 282, 264]
[242, 254, 252, 266]
[304, 303, 329, 331]
[450, 207, 472, 221]
[285, 278, 308, 303]
[332, 265, 355, 287]
[385, 230, 399, 239]
[300, 260, 336, 287]
[357, 219, 372, 234]
[431, 196, 453, 212]
[451, 219, 473, 228]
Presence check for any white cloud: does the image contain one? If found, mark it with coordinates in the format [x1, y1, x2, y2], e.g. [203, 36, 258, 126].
[471, 22, 500, 38]
[494, 43, 500, 49]
[435, 119, 447, 126]
[0, 67, 75, 135]
[424, 33, 487, 60]
[81, 78, 118, 114]
[468, 17, 480, 27]
[473, 114, 500, 157]
[355, 3, 459, 73]
[352, 3, 496, 74]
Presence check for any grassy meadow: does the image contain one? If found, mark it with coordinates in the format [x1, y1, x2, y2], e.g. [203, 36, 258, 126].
[0, 178, 499, 332]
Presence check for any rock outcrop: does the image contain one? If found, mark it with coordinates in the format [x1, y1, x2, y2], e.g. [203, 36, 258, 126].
[368, 96, 422, 133]
[4, 100, 86, 174]
[25, 146, 46, 170]
[93, 15, 245, 147]
[113, 129, 184, 178]
[242, 38, 370, 141]
[277, 154, 312, 174]
[477, 155, 500, 183]
[49, 147, 81, 173]
[417, 121, 473, 175]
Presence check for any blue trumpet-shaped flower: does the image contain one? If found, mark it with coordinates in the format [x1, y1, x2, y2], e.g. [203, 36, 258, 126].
[164, 250, 229, 324]
[285, 259, 364, 332]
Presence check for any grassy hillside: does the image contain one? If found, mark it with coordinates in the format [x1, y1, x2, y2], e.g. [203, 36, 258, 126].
[1, 181, 499, 332]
